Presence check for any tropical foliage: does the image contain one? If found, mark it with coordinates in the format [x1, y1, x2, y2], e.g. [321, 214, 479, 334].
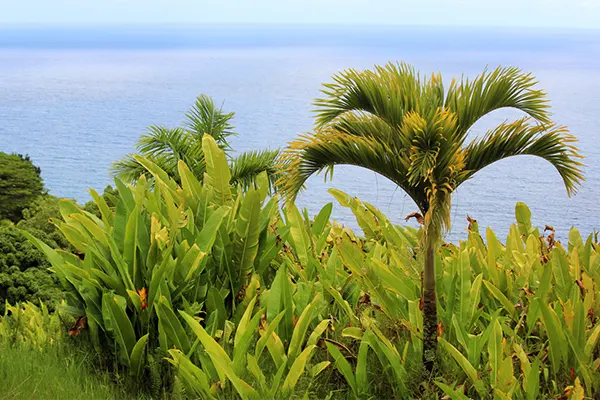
[0, 152, 45, 222]
[277, 63, 584, 369]
[26, 135, 283, 396]
[23, 138, 599, 398]
[112, 94, 279, 191]
[0, 301, 59, 348]
[6, 64, 596, 399]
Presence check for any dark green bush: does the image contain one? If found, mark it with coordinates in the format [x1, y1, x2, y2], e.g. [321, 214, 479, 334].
[18, 195, 71, 249]
[0, 227, 63, 314]
[0, 153, 45, 223]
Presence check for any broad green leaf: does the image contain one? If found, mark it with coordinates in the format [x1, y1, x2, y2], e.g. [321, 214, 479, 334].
[356, 339, 370, 395]
[515, 202, 533, 237]
[537, 299, 568, 371]
[233, 296, 261, 375]
[234, 188, 262, 279]
[564, 329, 594, 397]
[525, 360, 541, 400]
[281, 345, 317, 395]
[483, 280, 516, 318]
[179, 310, 231, 388]
[206, 287, 227, 330]
[312, 203, 333, 236]
[488, 319, 502, 388]
[342, 326, 364, 340]
[307, 319, 331, 347]
[311, 361, 331, 377]
[157, 296, 191, 354]
[326, 341, 357, 396]
[167, 350, 215, 400]
[247, 354, 267, 392]
[256, 310, 286, 359]
[266, 331, 287, 370]
[103, 292, 136, 365]
[130, 333, 149, 377]
[440, 337, 487, 398]
[196, 206, 229, 252]
[202, 135, 232, 205]
[584, 322, 600, 360]
[325, 285, 360, 326]
[89, 187, 114, 226]
[286, 203, 312, 267]
[288, 294, 321, 363]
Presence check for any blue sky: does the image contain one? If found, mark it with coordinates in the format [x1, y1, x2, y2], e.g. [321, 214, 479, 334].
[1, 0, 598, 29]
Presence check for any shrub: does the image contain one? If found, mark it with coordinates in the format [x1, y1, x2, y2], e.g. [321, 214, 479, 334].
[0, 153, 45, 223]
[0, 227, 63, 314]
[18, 194, 72, 249]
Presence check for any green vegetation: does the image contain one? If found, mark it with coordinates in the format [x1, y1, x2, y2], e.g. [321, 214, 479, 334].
[278, 63, 584, 370]
[0, 153, 45, 223]
[112, 94, 280, 191]
[1, 67, 597, 399]
[0, 162, 73, 314]
[0, 302, 140, 400]
[0, 227, 63, 314]
[0, 156, 116, 314]
[18, 194, 73, 249]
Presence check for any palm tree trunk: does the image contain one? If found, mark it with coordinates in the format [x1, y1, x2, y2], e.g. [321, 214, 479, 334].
[422, 242, 437, 372]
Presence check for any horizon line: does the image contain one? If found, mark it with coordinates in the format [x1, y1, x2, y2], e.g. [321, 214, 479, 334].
[1, 22, 599, 32]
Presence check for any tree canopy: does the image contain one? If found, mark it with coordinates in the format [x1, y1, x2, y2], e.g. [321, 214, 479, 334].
[0, 153, 45, 223]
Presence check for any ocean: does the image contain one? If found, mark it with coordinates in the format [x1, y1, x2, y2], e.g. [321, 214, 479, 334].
[1, 25, 599, 242]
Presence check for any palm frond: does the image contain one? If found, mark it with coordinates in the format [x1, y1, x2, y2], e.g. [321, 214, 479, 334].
[110, 154, 150, 184]
[230, 149, 280, 192]
[136, 126, 196, 159]
[112, 126, 205, 183]
[184, 94, 236, 149]
[314, 62, 423, 128]
[460, 118, 584, 195]
[276, 129, 425, 209]
[111, 153, 179, 184]
[445, 66, 551, 137]
[330, 111, 409, 150]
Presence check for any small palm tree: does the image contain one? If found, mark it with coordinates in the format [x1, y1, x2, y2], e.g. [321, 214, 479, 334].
[112, 95, 279, 190]
[277, 63, 583, 371]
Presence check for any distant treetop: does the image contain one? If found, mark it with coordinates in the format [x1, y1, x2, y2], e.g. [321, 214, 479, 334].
[0, 152, 45, 223]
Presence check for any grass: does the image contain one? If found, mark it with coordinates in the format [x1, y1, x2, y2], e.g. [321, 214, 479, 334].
[0, 341, 143, 400]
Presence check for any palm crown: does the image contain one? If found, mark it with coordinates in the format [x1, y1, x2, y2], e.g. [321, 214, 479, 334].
[278, 63, 583, 245]
[112, 95, 279, 191]
[278, 62, 584, 370]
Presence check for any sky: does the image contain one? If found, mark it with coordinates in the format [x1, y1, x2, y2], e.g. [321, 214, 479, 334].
[0, 0, 599, 29]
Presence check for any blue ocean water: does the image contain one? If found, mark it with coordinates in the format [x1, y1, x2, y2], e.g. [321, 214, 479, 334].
[1, 26, 599, 242]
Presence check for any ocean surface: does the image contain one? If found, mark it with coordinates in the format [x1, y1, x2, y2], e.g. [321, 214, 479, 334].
[1, 26, 599, 242]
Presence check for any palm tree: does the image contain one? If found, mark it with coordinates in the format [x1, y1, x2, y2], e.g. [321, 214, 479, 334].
[112, 95, 279, 190]
[277, 63, 584, 371]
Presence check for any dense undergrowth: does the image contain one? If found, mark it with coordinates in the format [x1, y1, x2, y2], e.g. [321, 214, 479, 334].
[0, 302, 142, 400]
[0, 135, 591, 399]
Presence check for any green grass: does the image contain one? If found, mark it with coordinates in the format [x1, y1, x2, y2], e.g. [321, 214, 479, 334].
[0, 342, 142, 400]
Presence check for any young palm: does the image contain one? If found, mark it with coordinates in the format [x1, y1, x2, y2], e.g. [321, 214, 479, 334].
[277, 63, 583, 371]
[112, 94, 279, 190]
